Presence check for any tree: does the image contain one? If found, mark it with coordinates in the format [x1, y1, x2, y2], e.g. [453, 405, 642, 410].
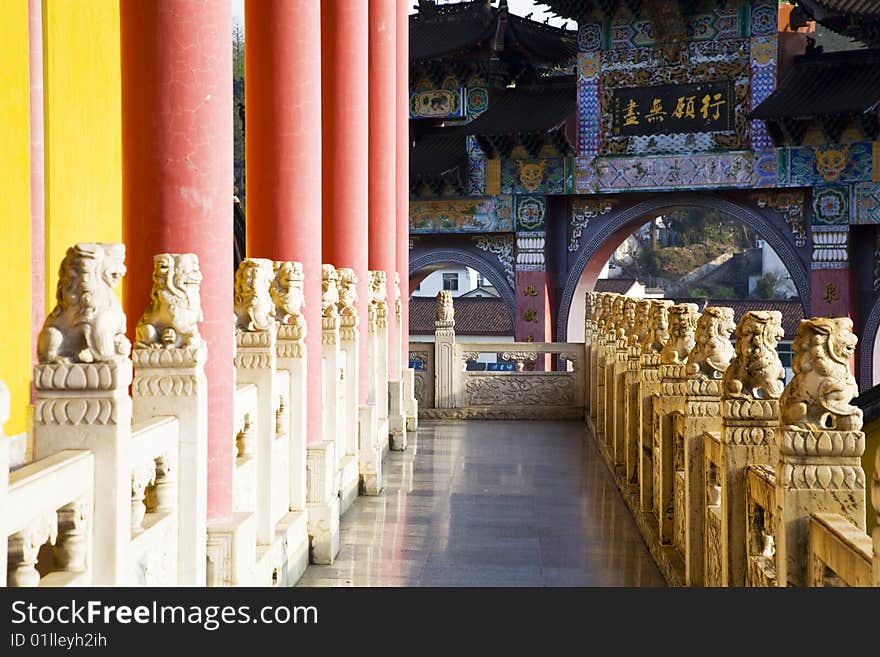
[753, 272, 782, 300]
[233, 20, 245, 206]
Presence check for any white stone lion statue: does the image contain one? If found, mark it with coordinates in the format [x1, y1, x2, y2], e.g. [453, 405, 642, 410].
[722, 310, 786, 400]
[233, 258, 274, 332]
[686, 306, 736, 379]
[270, 260, 305, 325]
[135, 253, 203, 348]
[779, 317, 862, 431]
[38, 242, 130, 363]
[321, 264, 339, 319]
[436, 290, 454, 323]
[336, 267, 359, 317]
[628, 300, 651, 348]
[660, 303, 700, 364]
[370, 270, 387, 305]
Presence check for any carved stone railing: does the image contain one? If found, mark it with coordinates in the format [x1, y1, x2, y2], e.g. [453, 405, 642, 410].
[418, 341, 584, 420]
[233, 383, 259, 516]
[5, 450, 95, 587]
[129, 416, 179, 585]
[807, 513, 873, 587]
[583, 292, 880, 588]
[745, 464, 777, 587]
[408, 345, 434, 410]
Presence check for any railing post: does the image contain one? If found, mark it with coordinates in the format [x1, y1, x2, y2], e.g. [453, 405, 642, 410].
[714, 310, 785, 586]
[271, 261, 308, 514]
[434, 290, 459, 409]
[624, 300, 650, 490]
[681, 306, 735, 586]
[309, 264, 342, 564]
[775, 317, 866, 586]
[874, 438, 880, 587]
[132, 252, 208, 586]
[336, 267, 362, 513]
[593, 294, 611, 443]
[611, 298, 635, 473]
[233, 258, 286, 548]
[360, 271, 385, 494]
[32, 242, 132, 585]
[583, 292, 595, 424]
[639, 300, 672, 513]
[389, 272, 409, 449]
[656, 303, 699, 544]
[603, 295, 624, 458]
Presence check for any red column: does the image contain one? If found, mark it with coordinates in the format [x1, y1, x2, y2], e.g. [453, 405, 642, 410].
[245, 0, 323, 444]
[120, 0, 234, 522]
[369, 0, 397, 375]
[395, 0, 410, 362]
[29, 0, 44, 362]
[322, 0, 370, 402]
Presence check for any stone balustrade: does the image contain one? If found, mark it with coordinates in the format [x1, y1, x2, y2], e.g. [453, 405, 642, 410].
[4, 242, 411, 587]
[582, 290, 880, 587]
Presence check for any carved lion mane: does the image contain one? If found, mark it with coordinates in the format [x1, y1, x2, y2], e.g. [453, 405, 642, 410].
[234, 258, 274, 332]
[270, 260, 305, 325]
[136, 253, 203, 348]
[686, 306, 735, 379]
[722, 311, 786, 400]
[779, 317, 862, 431]
[38, 242, 130, 363]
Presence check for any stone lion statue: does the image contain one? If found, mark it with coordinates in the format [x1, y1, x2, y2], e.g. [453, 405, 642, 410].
[620, 298, 637, 341]
[270, 260, 305, 325]
[628, 300, 651, 349]
[336, 267, 358, 316]
[722, 310, 786, 399]
[135, 253, 203, 348]
[370, 270, 387, 305]
[779, 317, 862, 431]
[641, 299, 672, 355]
[660, 303, 700, 364]
[686, 306, 736, 379]
[321, 264, 339, 319]
[38, 242, 130, 363]
[436, 290, 454, 323]
[233, 258, 274, 332]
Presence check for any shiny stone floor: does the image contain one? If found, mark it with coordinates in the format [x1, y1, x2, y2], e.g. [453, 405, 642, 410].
[297, 420, 665, 587]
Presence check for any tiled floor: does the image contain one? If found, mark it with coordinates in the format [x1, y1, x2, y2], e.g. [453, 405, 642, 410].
[296, 420, 665, 587]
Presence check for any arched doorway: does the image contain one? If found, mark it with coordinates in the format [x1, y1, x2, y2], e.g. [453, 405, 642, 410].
[557, 193, 811, 341]
[409, 246, 517, 327]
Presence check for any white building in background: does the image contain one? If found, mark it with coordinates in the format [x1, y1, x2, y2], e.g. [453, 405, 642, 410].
[411, 266, 499, 298]
[749, 239, 798, 299]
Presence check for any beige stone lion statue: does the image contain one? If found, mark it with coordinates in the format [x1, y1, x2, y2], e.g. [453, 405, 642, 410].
[722, 310, 786, 399]
[370, 270, 387, 306]
[321, 264, 339, 319]
[436, 290, 454, 323]
[660, 303, 700, 364]
[779, 317, 862, 431]
[38, 242, 130, 363]
[336, 267, 358, 317]
[234, 258, 274, 332]
[270, 260, 305, 325]
[628, 300, 651, 349]
[135, 253, 203, 348]
[641, 300, 672, 355]
[686, 306, 736, 379]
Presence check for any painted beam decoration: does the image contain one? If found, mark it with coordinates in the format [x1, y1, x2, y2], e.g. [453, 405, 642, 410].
[611, 81, 734, 137]
[409, 196, 513, 234]
[409, 88, 466, 119]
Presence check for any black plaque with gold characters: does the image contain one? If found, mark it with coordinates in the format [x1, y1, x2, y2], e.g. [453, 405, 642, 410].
[611, 81, 734, 136]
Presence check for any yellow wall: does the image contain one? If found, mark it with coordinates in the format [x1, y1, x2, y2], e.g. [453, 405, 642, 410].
[42, 0, 123, 310]
[0, 1, 32, 437]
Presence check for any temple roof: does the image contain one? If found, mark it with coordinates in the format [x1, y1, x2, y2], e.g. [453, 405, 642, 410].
[749, 48, 880, 121]
[409, 296, 513, 335]
[540, 0, 734, 22]
[410, 1, 577, 64]
[797, 0, 880, 47]
[670, 298, 805, 341]
[466, 75, 576, 156]
[410, 131, 468, 196]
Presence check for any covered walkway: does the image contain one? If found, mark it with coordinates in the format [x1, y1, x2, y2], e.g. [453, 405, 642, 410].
[297, 421, 664, 587]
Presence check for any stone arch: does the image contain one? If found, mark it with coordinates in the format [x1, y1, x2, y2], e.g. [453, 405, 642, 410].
[409, 246, 516, 328]
[557, 193, 811, 341]
[859, 295, 880, 390]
